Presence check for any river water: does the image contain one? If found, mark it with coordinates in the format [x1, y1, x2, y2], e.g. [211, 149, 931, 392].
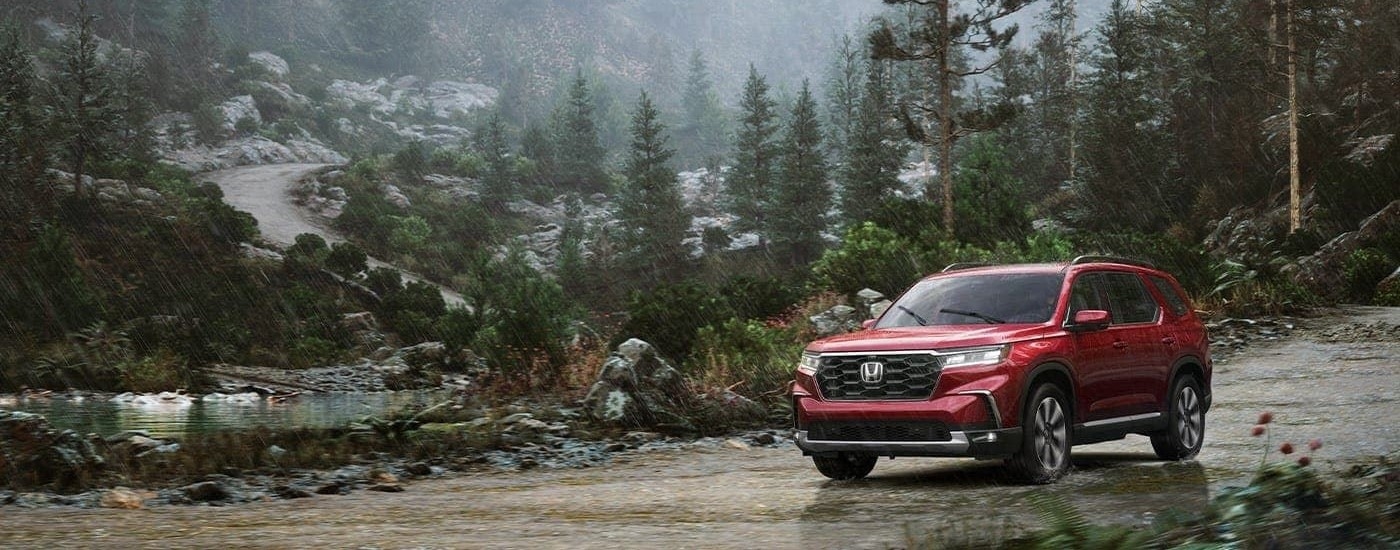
[0, 391, 448, 437]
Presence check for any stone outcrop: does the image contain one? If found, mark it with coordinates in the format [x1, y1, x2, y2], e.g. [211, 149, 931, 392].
[165, 136, 347, 172]
[0, 411, 104, 492]
[1285, 200, 1400, 298]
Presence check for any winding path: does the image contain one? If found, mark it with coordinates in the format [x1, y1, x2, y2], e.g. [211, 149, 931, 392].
[200, 164, 465, 307]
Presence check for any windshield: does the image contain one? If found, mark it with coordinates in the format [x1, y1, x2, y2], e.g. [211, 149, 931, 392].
[876, 273, 1065, 328]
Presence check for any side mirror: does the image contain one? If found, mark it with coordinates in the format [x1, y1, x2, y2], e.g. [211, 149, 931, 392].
[861, 319, 877, 330]
[1067, 310, 1110, 332]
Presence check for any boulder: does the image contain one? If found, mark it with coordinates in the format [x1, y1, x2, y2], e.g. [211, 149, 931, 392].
[399, 341, 447, 368]
[220, 95, 261, 132]
[581, 339, 694, 431]
[182, 480, 231, 502]
[810, 305, 859, 337]
[100, 486, 154, 509]
[0, 411, 105, 492]
[383, 184, 412, 208]
[247, 51, 290, 79]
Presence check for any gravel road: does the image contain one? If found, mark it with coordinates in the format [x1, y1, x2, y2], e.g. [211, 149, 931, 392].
[200, 164, 466, 307]
[4, 307, 1396, 549]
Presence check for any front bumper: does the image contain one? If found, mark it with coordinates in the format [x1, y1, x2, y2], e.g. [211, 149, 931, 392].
[795, 427, 1022, 459]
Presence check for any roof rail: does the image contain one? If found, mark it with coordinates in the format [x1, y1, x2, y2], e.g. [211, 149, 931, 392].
[942, 262, 995, 273]
[1067, 255, 1156, 269]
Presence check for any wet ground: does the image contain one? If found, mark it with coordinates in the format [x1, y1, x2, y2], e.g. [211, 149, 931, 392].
[3, 307, 1396, 549]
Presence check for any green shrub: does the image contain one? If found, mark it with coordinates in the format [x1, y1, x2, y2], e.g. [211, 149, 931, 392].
[720, 276, 801, 322]
[287, 233, 329, 261]
[811, 222, 924, 297]
[118, 348, 201, 392]
[191, 103, 224, 145]
[1343, 247, 1397, 303]
[689, 318, 799, 400]
[618, 281, 735, 362]
[326, 241, 368, 278]
[364, 267, 404, 296]
[392, 141, 429, 178]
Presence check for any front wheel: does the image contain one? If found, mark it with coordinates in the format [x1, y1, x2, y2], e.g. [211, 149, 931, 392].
[1007, 384, 1072, 484]
[812, 453, 877, 480]
[1151, 375, 1205, 460]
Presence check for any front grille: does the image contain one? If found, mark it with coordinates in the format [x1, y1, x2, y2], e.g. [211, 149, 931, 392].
[808, 421, 952, 442]
[816, 354, 940, 400]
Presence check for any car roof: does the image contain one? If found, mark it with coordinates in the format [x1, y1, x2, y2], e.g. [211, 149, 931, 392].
[930, 261, 1163, 279]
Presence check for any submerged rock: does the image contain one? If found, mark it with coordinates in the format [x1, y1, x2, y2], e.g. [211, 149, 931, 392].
[0, 411, 105, 493]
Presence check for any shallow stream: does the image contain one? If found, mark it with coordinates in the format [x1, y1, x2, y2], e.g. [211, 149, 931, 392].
[0, 390, 448, 437]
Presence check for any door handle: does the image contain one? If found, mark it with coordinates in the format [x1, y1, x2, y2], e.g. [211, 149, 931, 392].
[1161, 336, 1177, 345]
[1112, 341, 1129, 349]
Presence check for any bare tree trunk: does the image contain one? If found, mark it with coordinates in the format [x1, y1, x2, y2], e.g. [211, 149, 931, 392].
[937, 0, 955, 236]
[1287, 0, 1300, 234]
[1067, 0, 1078, 182]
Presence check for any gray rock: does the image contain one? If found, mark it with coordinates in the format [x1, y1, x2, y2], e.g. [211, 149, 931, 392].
[810, 305, 860, 337]
[406, 462, 433, 476]
[582, 338, 692, 430]
[383, 184, 412, 208]
[247, 51, 289, 78]
[399, 341, 447, 368]
[220, 95, 261, 133]
[181, 481, 231, 502]
[368, 483, 405, 493]
[870, 299, 893, 319]
[0, 411, 104, 492]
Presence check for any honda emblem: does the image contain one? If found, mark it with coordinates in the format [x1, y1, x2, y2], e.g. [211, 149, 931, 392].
[860, 361, 884, 383]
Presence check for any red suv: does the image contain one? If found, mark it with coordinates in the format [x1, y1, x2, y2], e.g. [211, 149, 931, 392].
[792, 257, 1211, 483]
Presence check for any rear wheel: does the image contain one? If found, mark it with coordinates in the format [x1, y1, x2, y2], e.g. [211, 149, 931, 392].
[812, 453, 877, 480]
[1151, 375, 1205, 460]
[1007, 384, 1072, 484]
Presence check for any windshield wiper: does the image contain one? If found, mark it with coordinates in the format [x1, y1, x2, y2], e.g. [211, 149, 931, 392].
[939, 308, 1005, 324]
[895, 305, 929, 326]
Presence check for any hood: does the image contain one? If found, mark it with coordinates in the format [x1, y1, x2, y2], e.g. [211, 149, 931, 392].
[808, 324, 1053, 354]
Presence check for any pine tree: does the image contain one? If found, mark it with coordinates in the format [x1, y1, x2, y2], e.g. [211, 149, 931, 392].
[618, 91, 689, 280]
[727, 64, 779, 241]
[0, 24, 50, 240]
[1076, 0, 1172, 230]
[520, 121, 555, 184]
[108, 50, 156, 173]
[840, 59, 908, 226]
[476, 112, 514, 209]
[176, 0, 220, 107]
[772, 81, 830, 266]
[679, 49, 727, 167]
[870, 0, 1032, 237]
[54, 0, 114, 199]
[553, 69, 607, 192]
[823, 34, 863, 162]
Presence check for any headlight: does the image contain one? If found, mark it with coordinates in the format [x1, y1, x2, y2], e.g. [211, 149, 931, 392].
[797, 353, 821, 375]
[941, 345, 1008, 369]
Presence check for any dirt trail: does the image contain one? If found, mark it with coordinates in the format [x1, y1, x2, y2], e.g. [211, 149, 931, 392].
[4, 307, 1397, 549]
[200, 164, 465, 307]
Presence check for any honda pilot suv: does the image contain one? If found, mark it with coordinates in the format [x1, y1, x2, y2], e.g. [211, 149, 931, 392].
[792, 256, 1211, 483]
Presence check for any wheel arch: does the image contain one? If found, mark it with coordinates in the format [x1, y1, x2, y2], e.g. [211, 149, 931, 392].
[1019, 362, 1077, 426]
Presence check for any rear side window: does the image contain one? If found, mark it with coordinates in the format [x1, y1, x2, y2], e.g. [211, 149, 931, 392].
[1149, 275, 1191, 317]
[1102, 272, 1158, 324]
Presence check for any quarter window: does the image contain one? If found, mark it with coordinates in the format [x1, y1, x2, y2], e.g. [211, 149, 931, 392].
[1149, 275, 1191, 317]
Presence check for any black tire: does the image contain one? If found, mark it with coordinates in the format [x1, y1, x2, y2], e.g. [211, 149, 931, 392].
[1007, 384, 1072, 484]
[1151, 375, 1205, 460]
[812, 453, 877, 480]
